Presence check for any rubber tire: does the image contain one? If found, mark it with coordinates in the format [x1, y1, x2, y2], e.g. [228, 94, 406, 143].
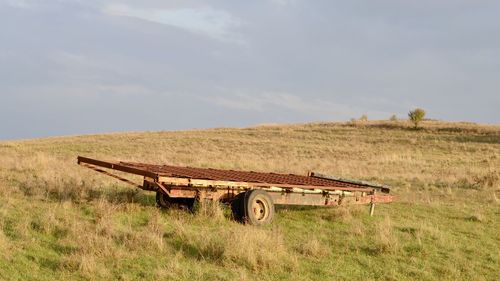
[231, 192, 246, 222]
[156, 191, 173, 208]
[244, 190, 275, 225]
[156, 191, 194, 210]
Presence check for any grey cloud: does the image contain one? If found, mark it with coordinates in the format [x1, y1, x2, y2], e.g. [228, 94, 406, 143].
[208, 91, 386, 120]
[1, 0, 499, 139]
[102, 3, 244, 43]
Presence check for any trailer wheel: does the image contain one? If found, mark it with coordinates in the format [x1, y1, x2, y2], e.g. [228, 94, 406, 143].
[244, 190, 275, 225]
[231, 192, 246, 222]
[156, 191, 194, 210]
[156, 191, 173, 208]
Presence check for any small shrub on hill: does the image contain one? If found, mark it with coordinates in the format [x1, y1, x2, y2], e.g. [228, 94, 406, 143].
[408, 108, 426, 129]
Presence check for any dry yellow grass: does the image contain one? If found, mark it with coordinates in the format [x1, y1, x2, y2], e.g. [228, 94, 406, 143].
[0, 120, 499, 280]
[373, 216, 399, 254]
[297, 238, 331, 258]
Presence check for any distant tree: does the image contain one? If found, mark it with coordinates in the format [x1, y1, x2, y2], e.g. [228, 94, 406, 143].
[389, 115, 398, 121]
[359, 114, 368, 122]
[408, 108, 426, 129]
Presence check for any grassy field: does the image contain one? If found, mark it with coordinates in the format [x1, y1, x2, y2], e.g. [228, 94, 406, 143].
[0, 120, 499, 281]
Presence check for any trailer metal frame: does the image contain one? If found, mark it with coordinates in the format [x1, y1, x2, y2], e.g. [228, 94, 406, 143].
[77, 156, 394, 225]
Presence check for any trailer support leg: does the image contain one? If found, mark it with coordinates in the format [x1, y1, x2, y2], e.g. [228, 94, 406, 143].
[369, 191, 377, 216]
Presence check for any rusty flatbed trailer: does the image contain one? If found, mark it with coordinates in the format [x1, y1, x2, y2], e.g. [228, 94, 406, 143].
[77, 156, 394, 225]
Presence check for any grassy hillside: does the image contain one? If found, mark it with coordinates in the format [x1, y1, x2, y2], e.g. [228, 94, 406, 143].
[0, 120, 499, 281]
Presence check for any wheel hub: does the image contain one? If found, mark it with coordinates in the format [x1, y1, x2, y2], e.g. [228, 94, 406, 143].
[252, 199, 268, 221]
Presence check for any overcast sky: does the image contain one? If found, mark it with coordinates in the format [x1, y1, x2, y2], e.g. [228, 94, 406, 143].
[1, 0, 499, 140]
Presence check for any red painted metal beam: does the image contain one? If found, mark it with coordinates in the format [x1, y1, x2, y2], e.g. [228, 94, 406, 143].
[77, 156, 158, 179]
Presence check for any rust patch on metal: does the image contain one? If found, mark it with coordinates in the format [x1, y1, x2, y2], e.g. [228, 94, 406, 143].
[110, 159, 382, 188]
